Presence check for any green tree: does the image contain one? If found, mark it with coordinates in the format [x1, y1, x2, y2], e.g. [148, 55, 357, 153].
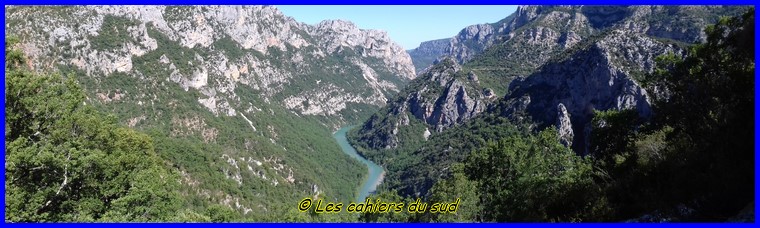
[421, 163, 481, 222]
[358, 190, 413, 223]
[465, 128, 610, 222]
[589, 109, 643, 177]
[5, 38, 185, 222]
[599, 9, 755, 220]
[205, 205, 238, 222]
[637, 8, 754, 219]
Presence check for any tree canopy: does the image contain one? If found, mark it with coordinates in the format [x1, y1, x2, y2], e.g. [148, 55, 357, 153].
[5, 38, 185, 222]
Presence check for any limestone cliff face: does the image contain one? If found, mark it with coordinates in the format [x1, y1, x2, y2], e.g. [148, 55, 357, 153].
[621, 5, 736, 43]
[354, 6, 597, 150]
[556, 103, 574, 147]
[406, 59, 486, 132]
[6, 6, 414, 123]
[504, 29, 683, 152]
[407, 38, 450, 73]
[408, 5, 590, 72]
[355, 58, 491, 149]
[354, 5, 746, 153]
[408, 5, 746, 73]
[311, 19, 415, 80]
[355, 5, 593, 150]
[446, 23, 498, 63]
[348, 4, 749, 203]
[5, 5, 416, 215]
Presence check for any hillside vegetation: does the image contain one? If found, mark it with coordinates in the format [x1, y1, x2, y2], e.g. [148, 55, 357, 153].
[355, 7, 754, 222]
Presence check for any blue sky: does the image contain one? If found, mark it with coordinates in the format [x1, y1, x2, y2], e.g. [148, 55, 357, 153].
[276, 5, 518, 50]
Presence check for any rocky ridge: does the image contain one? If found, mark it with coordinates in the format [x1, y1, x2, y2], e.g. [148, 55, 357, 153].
[504, 29, 683, 152]
[407, 38, 450, 73]
[5, 5, 416, 216]
[409, 5, 745, 74]
[355, 5, 746, 152]
[354, 57, 493, 149]
[7, 6, 414, 121]
[348, 6, 749, 199]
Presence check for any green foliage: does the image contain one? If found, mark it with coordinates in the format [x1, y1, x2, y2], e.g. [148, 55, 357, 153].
[653, 9, 754, 143]
[591, 8, 755, 220]
[465, 128, 609, 222]
[420, 163, 481, 222]
[461, 7, 597, 96]
[590, 109, 643, 169]
[205, 205, 238, 222]
[137, 23, 200, 76]
[644, 5, 750, 43]
[392, 115, 524, 198]
[4, 40, 186, 221]
[352, 124, 607, 223]
[140, 98, 367, 220]
[8, 5, 754, 222]
[213, 35, 246, 61]
[89, 15, 139, 50]
[348, 58, 488, 164]
[357, 190, 413, 222]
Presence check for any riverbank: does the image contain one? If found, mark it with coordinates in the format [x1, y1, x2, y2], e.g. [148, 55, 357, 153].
[333, 126, 385, 203]
[367, 169, 385, 196]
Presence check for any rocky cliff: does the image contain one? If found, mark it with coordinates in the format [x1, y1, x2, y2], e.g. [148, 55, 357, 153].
[409, 5, 747, 76]
[352, 58, 492, 149]
[407, 38, 449, 73]
[6, 6, 414, 122]
[504, 29, 683, 153]
[353, 5, 594, 150]
[5, 5, 415, 217]
[354, 5, 746, 152]
[349, 5, 749, 198]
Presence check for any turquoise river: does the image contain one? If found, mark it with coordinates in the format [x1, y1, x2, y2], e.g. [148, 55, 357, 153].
[333, 126, 385, 202]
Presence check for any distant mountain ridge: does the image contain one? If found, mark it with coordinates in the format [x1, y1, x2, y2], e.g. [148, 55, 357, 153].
[350, 5, 750, 199]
